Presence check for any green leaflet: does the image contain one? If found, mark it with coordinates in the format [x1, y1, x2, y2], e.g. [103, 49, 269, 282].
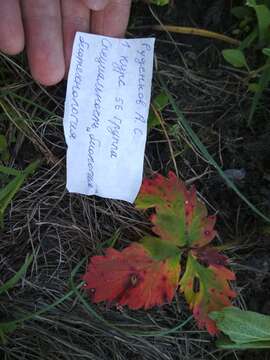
[247, 1, 270, 45]
[185, 197, 208, 247]
[222, 49, 249, 69]
[135, 173, 187, 247]
[231, 5, 254, 19]
[148, 92, 170, 132]
[140, 236, 180, 261]
[180, 254, 236, 334]
[248, 58, 270, 125]
[180, 254, 216, 307]
[150, 0, 169, 5]
[210, 307, 270, 346]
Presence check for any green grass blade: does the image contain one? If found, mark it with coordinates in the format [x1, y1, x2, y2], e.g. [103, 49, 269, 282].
[0, 160, 40, 227]
[248, 58, 270, 126]
[1, 280, 83, 340]
[0, 176, 22, 202]
[0, 165, 21, 176]
[0, 91, 58, 117]
[159, 76, 270, 223]
[22, 159, 41, 176]
[0, 176, 25, 227]
[0, 98, 27, 130]
[14, 285, 83, 324]
[239, 27, 258, 50]
[69, 257, 119, 327]
[0, 254, 33, 296]
[128, 316, 193, 337]
[0, 322, 17, 344]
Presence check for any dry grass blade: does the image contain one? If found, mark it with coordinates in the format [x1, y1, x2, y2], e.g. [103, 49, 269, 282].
[141, 25, 240, 46]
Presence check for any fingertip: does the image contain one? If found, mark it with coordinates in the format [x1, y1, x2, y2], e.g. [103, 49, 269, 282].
[0, 36, 25, 56]
[21, 0, 65, 87]
[26, 37, 66, 86]
[31, 62, 65, 86]
[34, 72, 65, 87]
[28, 43, 66, 86]
[0, 0, 25, 55]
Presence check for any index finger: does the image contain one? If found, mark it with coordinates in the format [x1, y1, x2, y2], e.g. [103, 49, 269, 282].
[21, 0, 65, 86]
[0, 0, 25, 55]
[91, 0, 131, 37]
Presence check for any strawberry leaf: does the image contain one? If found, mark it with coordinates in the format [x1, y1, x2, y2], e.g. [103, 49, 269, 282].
[83, 172, 236, 335]
[136, 171, 217, 248]
[83, 243, 180, 310]
[180, 251, 236, 335]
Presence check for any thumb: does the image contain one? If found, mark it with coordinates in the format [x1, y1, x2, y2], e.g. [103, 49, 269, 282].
[81, 0, 109, 11]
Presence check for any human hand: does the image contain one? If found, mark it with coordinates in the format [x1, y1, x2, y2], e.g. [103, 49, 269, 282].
[0, 0, 131, 86]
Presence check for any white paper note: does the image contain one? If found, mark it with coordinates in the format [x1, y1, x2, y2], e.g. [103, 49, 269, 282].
[64, 32, 155, 203]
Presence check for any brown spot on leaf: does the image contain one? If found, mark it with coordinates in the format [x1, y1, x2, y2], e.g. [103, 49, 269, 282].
[193, 277, 200, 293]
[130, 273, 139, 287]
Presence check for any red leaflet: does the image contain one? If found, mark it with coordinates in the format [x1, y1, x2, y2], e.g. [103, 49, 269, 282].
[83, 172, 236, 335]
[83, 243, 179, 309]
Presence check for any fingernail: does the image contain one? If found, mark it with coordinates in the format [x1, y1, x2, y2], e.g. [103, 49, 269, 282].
[84, 0, 109, 11]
